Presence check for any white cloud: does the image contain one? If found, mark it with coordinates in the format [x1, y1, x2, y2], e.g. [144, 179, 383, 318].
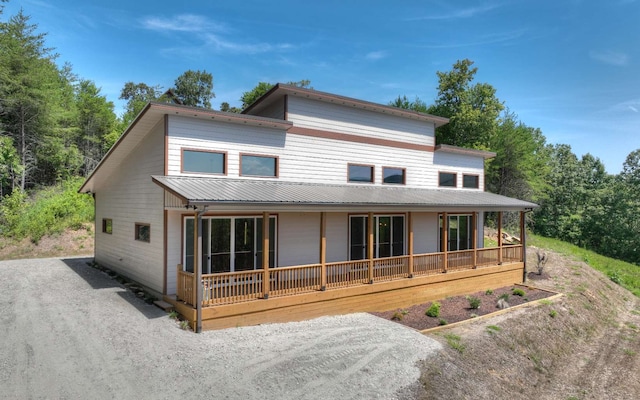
[589, 50, 630, 66]
[629, 105, 639, 113]
[365, 51, 387, 61]
[141, 14, 226, 33]
[408, 3, 502, 21]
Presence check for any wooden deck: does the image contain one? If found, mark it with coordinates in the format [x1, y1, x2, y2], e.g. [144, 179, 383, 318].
[165, 245, 525, 331]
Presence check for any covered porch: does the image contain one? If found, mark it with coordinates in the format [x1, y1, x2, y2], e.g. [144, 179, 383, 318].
[154, 176, 536, 331]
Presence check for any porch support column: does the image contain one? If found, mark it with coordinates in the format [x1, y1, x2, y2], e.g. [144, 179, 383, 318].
[498, 211, 503, 265]
[472, 212, 478, 268]
[193, 211, 198, 304]
[521, 210, 527, 282]
[195, 208, 206, 334]
[368, 212, 374, 284]
[442, 212, 448, 273]
[408, 212, 414, 278]
[262, 212, 270, 299]
[320, 212, 327, 290]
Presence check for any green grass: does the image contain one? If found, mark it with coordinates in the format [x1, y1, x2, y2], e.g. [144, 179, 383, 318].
[443, 333, 465, 353]
[530, 234, 640, 298]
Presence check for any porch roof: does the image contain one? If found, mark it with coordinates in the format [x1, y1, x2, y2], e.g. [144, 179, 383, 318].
[152, 175, 537, 212]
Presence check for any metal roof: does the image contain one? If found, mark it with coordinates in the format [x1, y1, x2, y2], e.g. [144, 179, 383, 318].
[152, 175, 537, 212]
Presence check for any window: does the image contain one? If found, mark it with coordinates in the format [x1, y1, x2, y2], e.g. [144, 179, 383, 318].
[348, 164, 374, 183]
[135, 223, 150, 243]
[439, 172, 457, 187]
[439, 214, 473, 251]
[240, 154, 278, 177]
[463, 174, 479, 189]
[102, 218, 112, 234]
[349, 215, 405, 260]
[183, 216, 277, 274]
[383, 167, 406, 184]
[182, 149, 226, 174]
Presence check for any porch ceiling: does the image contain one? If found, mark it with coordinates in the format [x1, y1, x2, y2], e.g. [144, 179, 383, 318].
[152, 175, 537, 212]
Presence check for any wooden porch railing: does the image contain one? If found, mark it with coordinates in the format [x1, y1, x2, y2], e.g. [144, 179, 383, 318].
[176, 245, 523, 307]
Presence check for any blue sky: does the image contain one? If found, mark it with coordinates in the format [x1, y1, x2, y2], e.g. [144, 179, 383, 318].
[5, 0, 640, 173]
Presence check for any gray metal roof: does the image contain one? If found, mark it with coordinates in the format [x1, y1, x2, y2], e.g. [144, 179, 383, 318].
[152, 176, 537, 212]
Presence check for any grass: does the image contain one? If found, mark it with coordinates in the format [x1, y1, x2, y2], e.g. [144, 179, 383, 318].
[530, 234, 640, 298]
[443, 333, 465, 353]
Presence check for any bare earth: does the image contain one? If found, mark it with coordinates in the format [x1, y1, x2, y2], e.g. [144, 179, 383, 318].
[0, 257, 441, 400]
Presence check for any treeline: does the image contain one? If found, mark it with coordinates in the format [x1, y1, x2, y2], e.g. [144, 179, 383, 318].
[391, 59, 640, 265]
[0, 6, 638, 265]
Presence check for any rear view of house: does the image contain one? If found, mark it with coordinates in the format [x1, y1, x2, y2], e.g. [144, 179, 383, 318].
[80, 84, 536, 331]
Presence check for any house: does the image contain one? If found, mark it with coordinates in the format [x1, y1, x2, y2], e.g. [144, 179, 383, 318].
[79, 83, 537, 331]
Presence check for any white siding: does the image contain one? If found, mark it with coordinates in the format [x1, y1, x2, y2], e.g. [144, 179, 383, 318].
[326, 212, 348, 262]
[95, 119, 165, 293]
[165, 210, 183, 295]
[277, 213, 320, 267]
[433, 151, 485, 190]
[413, 212, 439, 254]
[287, 96, 435, 146]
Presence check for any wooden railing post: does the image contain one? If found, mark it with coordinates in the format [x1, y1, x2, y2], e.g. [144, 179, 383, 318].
[498, 211, 503, 265]
[442, 212, 448, 273]
[263, 212, 270, 299]
[368, 212, 374, 284]
[472, 212, 478, 268]
[320, 212, 327, 290]
[408, 212, 414, 278]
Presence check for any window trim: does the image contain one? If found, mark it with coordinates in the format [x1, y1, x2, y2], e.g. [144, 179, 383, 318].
[102, 218, 112, 234]
[438, 171, 457, 188]
[239, 153, 279, 178]
[135, 223, 150, 243]
[438, 213, 473, 251]
[462, 174, 479, 189]
[180, 148, 227, 175]
[348, 213, 406, 260]
[347, 163, 375, 184]
[382, 166, 406, 185]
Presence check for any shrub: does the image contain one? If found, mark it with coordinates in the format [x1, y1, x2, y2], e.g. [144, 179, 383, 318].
[485, 289, 493, 295]
[466, 296, 481, 309]
[425, 302, 441, 317]
[498, 293, 509, 301]
[392, 310, 408, 321]
[549, 310, 558, 318]
[512, 288, 526, 297]
[438, 318, 448, 326]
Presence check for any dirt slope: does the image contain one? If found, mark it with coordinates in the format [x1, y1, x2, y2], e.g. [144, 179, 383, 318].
[416, 249, 640, 400]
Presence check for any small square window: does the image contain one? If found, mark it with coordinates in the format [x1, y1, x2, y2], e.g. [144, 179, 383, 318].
[439, 172, 457, 187]
[463, 174, 479, 189]
[102, 218, 112, 234]
[135, 223, 150, 243]
[240, 154, 278, 177]
[383, 167, 406, 185]
[182, 149, 226, 174]
[348, 164, 374, 183]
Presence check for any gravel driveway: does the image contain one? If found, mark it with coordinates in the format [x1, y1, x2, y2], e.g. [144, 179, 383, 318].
[0, 257, 441, 400]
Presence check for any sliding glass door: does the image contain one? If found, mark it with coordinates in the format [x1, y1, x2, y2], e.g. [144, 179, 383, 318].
[349, 215, 405, 260]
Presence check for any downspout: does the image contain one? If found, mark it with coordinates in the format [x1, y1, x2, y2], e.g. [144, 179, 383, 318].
[195, 205, 208, 333]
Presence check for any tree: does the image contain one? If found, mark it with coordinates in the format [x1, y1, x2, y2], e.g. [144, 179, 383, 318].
[119, 81, 162, 126]
[236, 79, 312, 111]
[171, 69, 214, 108]
[0, 136, 22, 196]
[429, 59, 504, 149]
[388, 95, 428, 113]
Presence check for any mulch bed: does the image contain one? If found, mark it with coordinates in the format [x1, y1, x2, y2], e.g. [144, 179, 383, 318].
[370, 285, 555, 331]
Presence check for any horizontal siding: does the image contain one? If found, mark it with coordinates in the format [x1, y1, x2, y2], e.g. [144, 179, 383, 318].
[433, 151, 485, 190]
[413, 212, 439, 254]
[95, 119, 165, 293]
[166, 211, 183, 295]
[277, 213, 320, 266]
[287, 96, 435, 146]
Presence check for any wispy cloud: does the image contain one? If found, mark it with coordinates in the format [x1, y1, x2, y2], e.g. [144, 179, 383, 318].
[408, 2, 503, 21]
[589, 50, 629, 66]
[419, 29, 526, 49]
[365, 51, 388, 61]
[605, 98, 640, 114]
[141, 14, 294, 56]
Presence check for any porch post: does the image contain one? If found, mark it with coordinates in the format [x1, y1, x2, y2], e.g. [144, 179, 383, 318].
[320, 212, 327, 290]
[368, 212, 374, 284]
[472, 212, 478, 268]
[408, 212, 414, 278]
[193, 211, 198, 306]
[498, 211, 503, 265]
[521, 210, 527, 282]
[262, 212, 270, 299]
[195, 209, 204, 334]
[442, 212, 448, 273]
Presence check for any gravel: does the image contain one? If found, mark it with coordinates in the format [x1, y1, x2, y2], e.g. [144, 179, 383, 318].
[0, 257, 441, 400]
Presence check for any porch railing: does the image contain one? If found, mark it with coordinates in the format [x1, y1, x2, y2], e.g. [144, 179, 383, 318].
[176, 245, 523, 307]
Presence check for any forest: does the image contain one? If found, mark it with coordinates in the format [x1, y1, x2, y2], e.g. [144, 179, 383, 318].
[1, 6, 639, 266]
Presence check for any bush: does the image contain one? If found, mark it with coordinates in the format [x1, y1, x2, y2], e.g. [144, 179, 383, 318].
[425, 302, 441, 317]
[512, 288, 526, 297]
[467, 296, 481, 309]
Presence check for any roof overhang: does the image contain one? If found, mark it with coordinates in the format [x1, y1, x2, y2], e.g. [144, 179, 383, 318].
[242, 83, 450, 128]
[435, 144, 496, 160]
[152, 175, 538, 213]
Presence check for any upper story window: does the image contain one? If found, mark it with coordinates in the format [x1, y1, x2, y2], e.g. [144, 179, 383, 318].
[383, 167, 406, 185]
[348, 164, 374, 183]
[463, 174, 479, 189]
[240, 154, 278, 177]
[182, 149, 226, 175]
[439, 172, 457, 187]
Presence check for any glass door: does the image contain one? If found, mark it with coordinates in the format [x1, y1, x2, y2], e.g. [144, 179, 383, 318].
[349, 216, 368, 260]
[234, 218, 255, 271]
